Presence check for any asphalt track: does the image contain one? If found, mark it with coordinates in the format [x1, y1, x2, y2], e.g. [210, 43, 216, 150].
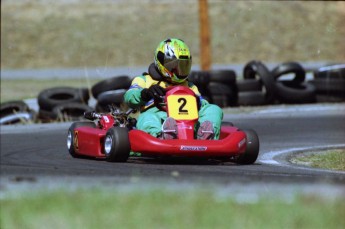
[1, 104, 345, 197]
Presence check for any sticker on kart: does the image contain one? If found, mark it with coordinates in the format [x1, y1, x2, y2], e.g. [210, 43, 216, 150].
[180, 145, 208, 151]
[167, 95, 198, 120]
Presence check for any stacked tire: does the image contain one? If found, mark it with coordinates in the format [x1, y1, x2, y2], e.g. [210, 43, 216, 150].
[38, 87, 92, 122]
[237, 60, 275, 106]
[271, 62, 316, 104]
[208, 70, 238, 107]
[0, 100, 37, 125]
[91, 75, 132, 112]
[188, 71, 211, 102]
[310, 64, 345, 102]
[189, 69, 238, 108]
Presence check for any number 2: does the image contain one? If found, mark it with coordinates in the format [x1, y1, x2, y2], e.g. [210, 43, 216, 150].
[178, 98, 188, 113]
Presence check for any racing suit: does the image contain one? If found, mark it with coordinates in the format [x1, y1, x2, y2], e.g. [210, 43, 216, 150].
[124, 63, 223, 139]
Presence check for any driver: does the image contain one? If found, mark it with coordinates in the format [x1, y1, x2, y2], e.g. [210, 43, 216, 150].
[124, 38, 223, 140]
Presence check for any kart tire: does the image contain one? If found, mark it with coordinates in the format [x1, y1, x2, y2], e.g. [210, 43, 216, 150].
[104, 127, 130, 162]
[91, 76, 131, 99]
[97, 89, 126, 106]
[274, 81, 316, 104]
[208, 69, 236, 85]
[243, 60, 275, 104]
[235, 129, 259, 165]
[0, 100, 30, 118]
[271, 61, 306, 83]
[238, 91, 266, 106]
[67, 121, 97, 158]
[52, 103, 93, 121]
[38, 87, 88, 111]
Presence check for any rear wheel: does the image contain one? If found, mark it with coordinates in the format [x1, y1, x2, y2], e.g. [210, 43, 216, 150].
[104, 127, 130, 162]
[67, 121, 96, 158]
[235, 129, 259, 165]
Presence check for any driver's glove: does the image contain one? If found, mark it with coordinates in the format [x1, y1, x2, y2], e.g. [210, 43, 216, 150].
[141, 84, 166, 102]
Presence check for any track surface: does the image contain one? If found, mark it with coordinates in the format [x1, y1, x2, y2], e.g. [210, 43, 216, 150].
[1, 105, 345, 190]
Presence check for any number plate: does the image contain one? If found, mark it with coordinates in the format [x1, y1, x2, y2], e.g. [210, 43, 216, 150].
[167, 95, 198, 120]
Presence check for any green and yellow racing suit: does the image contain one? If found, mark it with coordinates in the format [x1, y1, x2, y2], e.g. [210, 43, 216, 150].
[124, 64, 223, 139]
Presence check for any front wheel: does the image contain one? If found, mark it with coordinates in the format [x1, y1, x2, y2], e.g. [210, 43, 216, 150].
[235, 129, 260, 165]
[67, 121, 96, 158]
[104, 127, 130, 162]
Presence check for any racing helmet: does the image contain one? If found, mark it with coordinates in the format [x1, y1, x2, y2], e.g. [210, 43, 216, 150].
[154, 38, 192, 84]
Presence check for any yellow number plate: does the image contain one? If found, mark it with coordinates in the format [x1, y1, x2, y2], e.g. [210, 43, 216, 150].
[167, 95, 198, 120]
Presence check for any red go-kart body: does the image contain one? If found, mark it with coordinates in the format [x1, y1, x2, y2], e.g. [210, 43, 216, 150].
[67, 86, 259, 164]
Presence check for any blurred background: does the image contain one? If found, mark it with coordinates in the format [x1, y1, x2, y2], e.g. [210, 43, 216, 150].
[2, 0, 345, 70]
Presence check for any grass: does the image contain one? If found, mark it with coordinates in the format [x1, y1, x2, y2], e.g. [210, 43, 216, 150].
[1, 189, 344, 229]
[1, 1, 345, 69]
[291, 149, 345, 171]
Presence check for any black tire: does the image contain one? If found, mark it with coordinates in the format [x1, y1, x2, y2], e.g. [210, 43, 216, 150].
[208, 69, 236, 85]
[208, 82, 238, 107]
[104, 127, 130, 162]
[52, 103, 93, 121]
[38, 87, 88, 111]
[235, 129, 259, 165]
[188, 71, 211, 99]
[243, 60, 275, 104]
[309, 79, 345, 93]
[189, 71, 211, 87]
[0, 110, 37, 125]
[91, 76, 131, 99]
[0, 100, 30, 118]
[237, 79, 262, 92]
[97, 89, 126, 106]
[238, 91, 266, 106]
[315, 94, 345, 103]
[95, 102, 115, 113]
[38, 108, 57, 123]
[274, 81, 316, 104]
[314, 64, 345, 80]
[67, 121, 97, 158]
[309, 78, 345, 101]
[271, 62, 306, 83]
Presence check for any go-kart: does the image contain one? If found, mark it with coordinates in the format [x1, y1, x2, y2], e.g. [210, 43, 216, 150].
[67, 86, 259, 164]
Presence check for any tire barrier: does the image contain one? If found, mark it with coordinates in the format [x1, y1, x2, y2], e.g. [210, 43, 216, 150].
[52, 102, 93, 121]
[310, 64, 345, 102]
[36, 86, 91, 122]
[2, 63, 344, 125]
[0, 100, 37, 125]
[272, 62, 316, 104]
[243, 60, 275, 104]
[38, 87, 89, 111]
[188, 71, 212, 102]
[91, 75, 131, 99]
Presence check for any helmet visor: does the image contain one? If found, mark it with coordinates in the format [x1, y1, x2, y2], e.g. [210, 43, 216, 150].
[164, 58, 192, 79]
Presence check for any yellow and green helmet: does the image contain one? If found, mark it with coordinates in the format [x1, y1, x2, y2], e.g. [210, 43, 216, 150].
[154, 38, 192, 84]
